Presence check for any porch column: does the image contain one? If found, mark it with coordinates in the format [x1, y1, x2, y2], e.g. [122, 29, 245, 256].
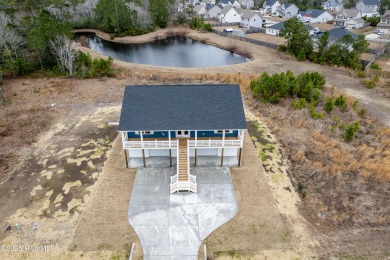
[195, 130, 197, 147]
[124, 149, 129, 168]
[222, 130, 226, 147]
[140, 131, 144, 148]
[168, 131, 171, 147]
[120, 132, 126, 147]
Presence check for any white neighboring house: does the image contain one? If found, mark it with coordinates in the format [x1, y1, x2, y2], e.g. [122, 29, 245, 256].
[240, 12, 263, 28]
[276, 3, 299, 18]
[377, 10, 390, 34]
[263, 0, 281, 15]
[219, 6, 242, 23]
[333, 9, 364, 29]
[206, 4, 223, 19]
[204, 0, 216, 4]
[322, 0, 343, 12]
[355, 0, 380, 17]
[193, 4, 207, 17]
[238, 0, 255, 9]
[219, 0, 242, 8]
[266, 21, 314, 36]
[297, 9, 334, 23]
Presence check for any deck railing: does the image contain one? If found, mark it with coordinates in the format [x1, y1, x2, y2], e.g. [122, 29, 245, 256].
[123, 140, 178, 149]
[188, 139, 242, 148]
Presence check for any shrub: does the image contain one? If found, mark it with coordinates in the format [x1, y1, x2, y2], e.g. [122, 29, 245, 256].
[358, 108, 366, 117]
[292, 98, 307, 109]
[88, 57, 114, 78]
[296, 182, 307, 198]
[278, 44, 287, 52]
[370, 63, 381, 70]
[335, 95, 348, 112]
[356, 70, 366, 78]
[309, 104, 325, 119]
[344, 121, 360, 142]
[324, 96, 335, 113]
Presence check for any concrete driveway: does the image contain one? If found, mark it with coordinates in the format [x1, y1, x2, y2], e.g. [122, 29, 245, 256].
[128, 167, 238, 260]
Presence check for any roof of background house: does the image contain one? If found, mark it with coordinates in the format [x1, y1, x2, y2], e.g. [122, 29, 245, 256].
[241, 11, 261, 19]
[382, 10, 390, 19]
[268, 21, 314, 31]
[265, 0, 279, 6]
[338, 8, 361, 17]
[321, 28, 359, 41]
[303, 9, 329, 18]
[193, 5, 205, 12]
[220, 0, 233, 4]
[118, 85, 247, 131]
[283, 3, 297, 9]
[206, 4, 222, 11]
[360, 0, 380, 5]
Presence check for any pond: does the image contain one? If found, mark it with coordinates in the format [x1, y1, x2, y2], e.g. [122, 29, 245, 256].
[77, 33, 250, 68]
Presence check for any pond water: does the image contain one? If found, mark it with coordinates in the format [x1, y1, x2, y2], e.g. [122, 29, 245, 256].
[77, 33, 249, 68]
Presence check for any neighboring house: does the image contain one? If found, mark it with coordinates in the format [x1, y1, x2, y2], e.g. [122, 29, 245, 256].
[355, 0, 380, 17]
[204, 0, 216, 4]
[313, 28, 359, 49]
[276, 3, 299, 18]
[240, 11, 263, 28]
[219, 6, 242, 23]
[206, 4, 222, 19]
[322, 0, 343, 12]
[266, 21, 314, 36]
[263, 0, 281, 14]
[193, 4, 207, 17]
[118, 84, 247, 193]
[377, 10, 390, 33]
[333, 8, 364, 28]
[297, 9, 334, 23]
[219, 0, 242, 8]
[238, 0, 255, 9]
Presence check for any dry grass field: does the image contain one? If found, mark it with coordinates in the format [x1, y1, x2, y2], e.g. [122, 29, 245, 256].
[1, 28, 390, 259]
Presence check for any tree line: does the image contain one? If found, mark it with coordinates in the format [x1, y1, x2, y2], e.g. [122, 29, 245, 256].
[279, 18, 369, 70]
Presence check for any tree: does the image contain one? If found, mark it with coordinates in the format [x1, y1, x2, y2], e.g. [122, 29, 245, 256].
[149, 0, 170, 28]
[23, 10, 71, 69]
[95, 0, 138, 33]
[280, 18, 313, 60]
[379, 0, 390, 15]
[50, 35, 76, 76]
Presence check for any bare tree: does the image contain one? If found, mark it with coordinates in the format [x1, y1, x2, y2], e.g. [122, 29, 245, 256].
[50, 35, 76, 77]
[0, 12, 11, 50]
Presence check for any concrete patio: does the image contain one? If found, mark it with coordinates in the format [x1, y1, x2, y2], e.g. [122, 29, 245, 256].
[128, 167, 238, 260]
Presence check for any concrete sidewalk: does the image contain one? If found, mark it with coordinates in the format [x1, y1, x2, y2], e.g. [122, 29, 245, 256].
[128, 167, 237, 260]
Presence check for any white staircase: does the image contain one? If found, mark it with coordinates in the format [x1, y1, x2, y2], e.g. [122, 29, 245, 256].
[170, 139, 197, 193]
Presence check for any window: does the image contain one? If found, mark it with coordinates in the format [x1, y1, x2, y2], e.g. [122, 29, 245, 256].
[135, 131, 154, 135]
[214, 130, 233, 134]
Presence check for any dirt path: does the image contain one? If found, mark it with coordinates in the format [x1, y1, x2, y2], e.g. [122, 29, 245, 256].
[73, 28, 390, 127]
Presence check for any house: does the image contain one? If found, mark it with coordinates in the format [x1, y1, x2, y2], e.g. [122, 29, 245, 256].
[219, 0, 242, 8]
[118, 85, 247, 193]
[263, 0, 281, 15]
[240, 11, 263, 28]
[377, 10, 390, 33]
[238, 0, 255, 9]
[193, 4, 207, 17]
[276, 3, 299, 18]
[333, 9, 364, 28]
[297, 9, 334, 23]
[266, 21, 314, 36]
[206, 4, 222, 19]
[313, 28, 359, 47]
[322, 0, 343, 12]
[219, 6, 242, 23]
[355, 0, 380, 17]
[205, 0, 216, 4]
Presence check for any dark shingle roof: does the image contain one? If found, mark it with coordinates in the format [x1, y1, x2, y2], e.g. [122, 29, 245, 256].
[361, 0, 380, 5]
[118, 85, 247, 131]
[303, 9, 328, 18]
[327, 27, 359, 41]
[265, 0, 279, 6]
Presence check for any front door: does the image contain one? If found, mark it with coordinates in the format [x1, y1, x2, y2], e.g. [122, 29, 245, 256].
[176, 130, 190, 138]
